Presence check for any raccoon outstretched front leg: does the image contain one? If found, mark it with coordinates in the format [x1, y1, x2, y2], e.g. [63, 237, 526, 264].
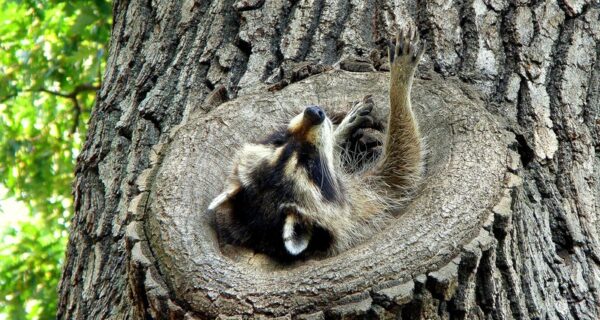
[374, 27, 425, 191]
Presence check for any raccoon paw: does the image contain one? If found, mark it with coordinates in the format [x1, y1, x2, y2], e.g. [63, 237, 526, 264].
[347, 96, 375, 128]
[388, 26, 425, 74]
[334, 95, 376, 143]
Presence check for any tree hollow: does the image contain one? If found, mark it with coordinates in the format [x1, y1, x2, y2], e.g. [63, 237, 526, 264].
[146, 70, 506, 316]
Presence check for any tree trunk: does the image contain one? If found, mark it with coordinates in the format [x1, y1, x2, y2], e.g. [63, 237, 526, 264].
[58, 0, 600, 319]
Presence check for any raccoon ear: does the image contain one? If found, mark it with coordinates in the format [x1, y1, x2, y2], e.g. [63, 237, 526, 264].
[282, 208, 312, 256]
[207, 185, 240, 212]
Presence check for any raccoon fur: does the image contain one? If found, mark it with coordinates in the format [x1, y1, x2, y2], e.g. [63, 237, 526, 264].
[208, 28, 425, 260]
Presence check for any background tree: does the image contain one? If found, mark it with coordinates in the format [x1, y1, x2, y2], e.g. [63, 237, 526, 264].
[0, 1, 111, 319]
[58, 0, 599, 319]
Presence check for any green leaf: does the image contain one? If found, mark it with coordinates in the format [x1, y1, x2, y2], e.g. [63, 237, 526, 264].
[71, 11, 97, 35]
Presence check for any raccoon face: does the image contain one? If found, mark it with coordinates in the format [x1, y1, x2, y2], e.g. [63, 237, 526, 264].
[208, 105, 341, 259]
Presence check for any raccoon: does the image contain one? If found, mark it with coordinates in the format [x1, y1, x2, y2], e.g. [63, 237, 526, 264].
[208, 28, 425, 260]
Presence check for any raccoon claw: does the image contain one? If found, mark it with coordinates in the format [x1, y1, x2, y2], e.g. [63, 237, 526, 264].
[350, 96, 374, 118]
[347, 104, 372, 123]
[349, 114, 375, 128]
[388, 26, 425, 68]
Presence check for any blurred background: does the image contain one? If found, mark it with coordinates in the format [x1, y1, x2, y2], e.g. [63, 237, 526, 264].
[0, 1, 112, 319]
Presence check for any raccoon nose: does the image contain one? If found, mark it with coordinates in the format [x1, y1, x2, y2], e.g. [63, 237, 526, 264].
[304, 106, 325, 125]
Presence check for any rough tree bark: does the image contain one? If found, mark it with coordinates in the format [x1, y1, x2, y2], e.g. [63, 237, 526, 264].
[58, 0, 600, 319]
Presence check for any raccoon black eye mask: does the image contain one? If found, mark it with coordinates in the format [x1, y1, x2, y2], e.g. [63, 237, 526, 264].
[208, 28, 425, 260]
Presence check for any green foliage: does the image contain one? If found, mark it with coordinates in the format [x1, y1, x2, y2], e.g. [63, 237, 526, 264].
[0, 0, 111, 319]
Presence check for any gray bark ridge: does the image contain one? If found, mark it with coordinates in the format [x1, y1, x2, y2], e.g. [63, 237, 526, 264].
[139, 70, 507, 317]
